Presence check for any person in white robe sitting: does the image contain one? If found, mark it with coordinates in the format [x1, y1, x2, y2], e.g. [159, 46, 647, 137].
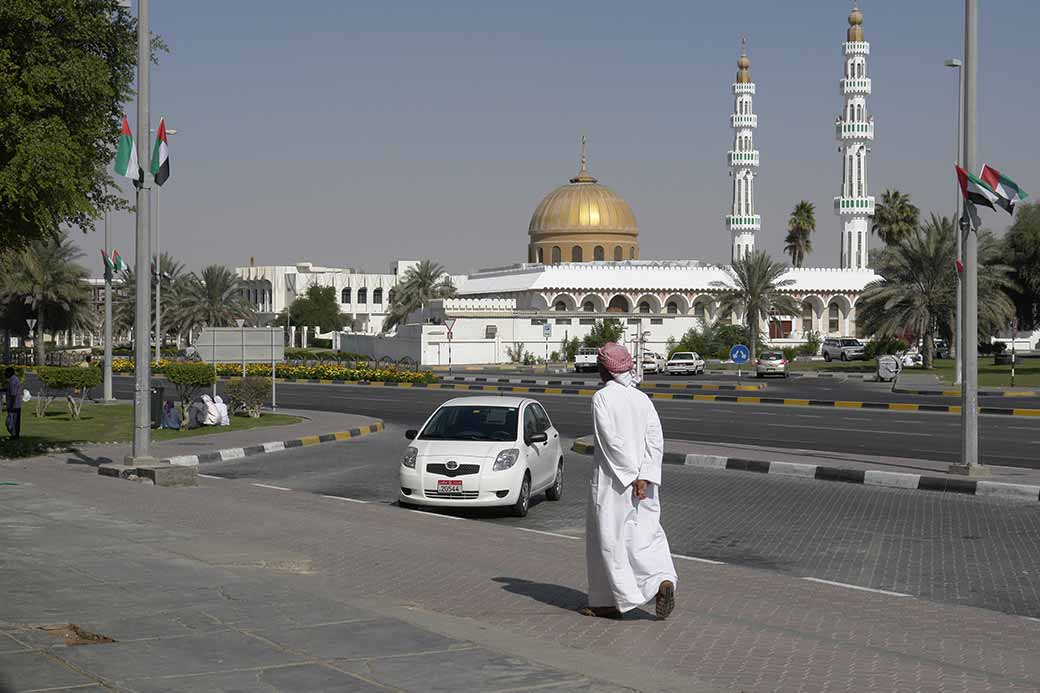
[213, 396, 231, 426]
[188, 394, 220, 428]
[582, 342, 677, 620]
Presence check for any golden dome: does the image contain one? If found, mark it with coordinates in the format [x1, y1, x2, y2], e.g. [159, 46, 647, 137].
[736, 37, 751, 83]
[847, 4, 864, 41]
[527, 139, 639, 264]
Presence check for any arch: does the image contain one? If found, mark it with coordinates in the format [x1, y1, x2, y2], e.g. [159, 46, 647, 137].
[614, 246, 623, 261]
[629, 248, 637, 260]
[594, 245, 605, 261]
[372, 288, 383, 304]
[691, 295, 715, 323]
[341, 287, 351, 304]
[825, 295, 852, 335]
[537, 247, 544, 264]
[634, 294, 662, 314]
[571, 246, 583, 263]
[800, 295, 825, 333]
[606, 295, 630, 313]
[549, 293, 577, 312]
[579, 294, 605, 313]
[663, 294, 688, 315]
[357, 287, 368, 304]
[551, 246, 561, 264]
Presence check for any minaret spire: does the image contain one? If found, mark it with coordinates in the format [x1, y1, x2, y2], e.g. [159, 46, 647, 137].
[571, 134, 597, 183]
[726, 35, 759, 263]
[834, 1, 873, 269]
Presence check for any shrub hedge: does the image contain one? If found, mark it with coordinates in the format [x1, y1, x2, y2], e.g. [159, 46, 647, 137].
[110, 359, 436, 384]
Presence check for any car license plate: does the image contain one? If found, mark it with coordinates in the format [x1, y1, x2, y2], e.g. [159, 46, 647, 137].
[437, 480, 463, 494]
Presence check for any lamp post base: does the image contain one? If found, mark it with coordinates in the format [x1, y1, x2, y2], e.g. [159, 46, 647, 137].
[947, 462, 991, 477]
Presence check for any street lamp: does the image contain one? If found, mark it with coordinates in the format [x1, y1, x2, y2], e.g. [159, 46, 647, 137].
[945, 58, 964, 386]
[236, 318, 246, 377]
[150, 126, 176, 362]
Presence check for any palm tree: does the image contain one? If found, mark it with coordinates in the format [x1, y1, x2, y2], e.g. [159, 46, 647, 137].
[858, 214, 1015, 368]
[382, 260, 456, 332]
[784, 201, 816, 268]
[168, 265, 255, 341]
[0, 231, 93, 365]
[113, 252, 186, 341]
[713, 250, 801, 362]
[872, 189, 920, 246]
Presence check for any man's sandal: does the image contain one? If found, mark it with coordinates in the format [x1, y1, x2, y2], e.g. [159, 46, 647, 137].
[655, 581, 675, 620]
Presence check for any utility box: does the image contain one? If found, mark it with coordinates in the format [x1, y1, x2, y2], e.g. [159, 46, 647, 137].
[149, 385, 164, 428]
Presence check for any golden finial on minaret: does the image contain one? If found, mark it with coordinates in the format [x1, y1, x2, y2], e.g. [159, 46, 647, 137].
[571, 134, 597, 183]
[736, 35, 751, 83]
[848, 1, 864, 42]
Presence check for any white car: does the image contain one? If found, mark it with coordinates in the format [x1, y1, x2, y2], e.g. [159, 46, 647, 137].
[666, 351, 705, 376]
[574, 347, 599, 373]
[399, 397, 564, 517]
[641, 352, 667, 374]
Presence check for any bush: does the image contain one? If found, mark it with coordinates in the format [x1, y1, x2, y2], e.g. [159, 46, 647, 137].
[864, 336, 908, 360]
[782, 347, 798, 361]
[310, 338, 333, 349]
[799, 330, 822, 356]
[111, 358, 438, 384]
[34, 366, 101, 419]
[992, 341, 1008, 355]
[562, 337, 581, 362]
[224, 377, 270, 418]
[582, 320, 624, 348]
[165, 362, 217, 418]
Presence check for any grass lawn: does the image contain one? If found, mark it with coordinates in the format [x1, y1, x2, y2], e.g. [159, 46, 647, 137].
[929, 359, 1040, 388]
[0, 403, 301, 460]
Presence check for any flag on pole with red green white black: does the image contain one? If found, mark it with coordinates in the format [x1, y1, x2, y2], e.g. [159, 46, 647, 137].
[113, 115, 140, 182]
[980, 165, 1028, 215]
[151, 117, 170, 186]
[956, 166, 1000, 210]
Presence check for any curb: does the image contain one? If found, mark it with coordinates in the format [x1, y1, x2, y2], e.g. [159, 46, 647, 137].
[570, 439, 1040, 503]
[164, 421, 384, 467]
[441, 375, 766, 392]
[893, 386, 1039, 398]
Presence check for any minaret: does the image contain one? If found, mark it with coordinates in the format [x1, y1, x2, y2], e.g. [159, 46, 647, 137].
[834, 2, 874, 270]
[727, 37, 759, 264]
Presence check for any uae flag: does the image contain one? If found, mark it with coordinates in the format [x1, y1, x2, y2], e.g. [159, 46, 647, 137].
[113, 116, 140, 182]
[151, 117, 170, 186]
[956, 166, 1000, 210]
[980, 165, 1028, 214]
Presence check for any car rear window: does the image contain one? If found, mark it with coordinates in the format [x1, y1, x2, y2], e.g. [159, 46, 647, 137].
[419, 406, 518, 442]
[578, 348, 597, 355]
[840, 339, 861, 347]
[761, 352, 783, 360]
[671, 353, 694, 360]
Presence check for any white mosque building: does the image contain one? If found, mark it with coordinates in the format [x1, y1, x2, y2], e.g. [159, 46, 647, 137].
[238, 6, 883, 365]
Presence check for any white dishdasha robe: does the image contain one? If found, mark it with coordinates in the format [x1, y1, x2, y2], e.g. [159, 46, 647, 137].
[586, 373, 677, 612]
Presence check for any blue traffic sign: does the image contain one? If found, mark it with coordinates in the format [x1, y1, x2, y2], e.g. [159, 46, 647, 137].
[730, 344, 751, 365]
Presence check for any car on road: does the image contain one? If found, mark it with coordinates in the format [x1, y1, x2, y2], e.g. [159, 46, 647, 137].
[755, 351, 789, 378]
[574, 347, 599, 373]
[666, 351, 705, 376]
[821, 338, 866, 362]
[641, 351, 667, 374]
[398, 396, 564, 517]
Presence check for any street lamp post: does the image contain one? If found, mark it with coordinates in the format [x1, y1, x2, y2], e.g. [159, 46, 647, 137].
[151, 127, 176, 363]
[944, 58, 964, 386]
[102, 212, 114, 402]
[236, 319, 246, 377]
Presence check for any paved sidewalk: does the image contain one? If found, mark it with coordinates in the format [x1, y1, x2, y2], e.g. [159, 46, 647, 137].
[2, 454, 1039, 691]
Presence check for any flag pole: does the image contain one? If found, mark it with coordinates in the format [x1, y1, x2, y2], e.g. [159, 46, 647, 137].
[103, 213, 114, 403]
[154, 183, 161, 363]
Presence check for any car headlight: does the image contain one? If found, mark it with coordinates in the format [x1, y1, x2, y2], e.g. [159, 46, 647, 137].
[492, 448, 520, 471]
[402, 447, 418, 468]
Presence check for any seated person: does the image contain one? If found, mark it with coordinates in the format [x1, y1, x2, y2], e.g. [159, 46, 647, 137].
[161, 400, 181, 430]
[188, 394, 220, 428]
[213, 396, 230, 426]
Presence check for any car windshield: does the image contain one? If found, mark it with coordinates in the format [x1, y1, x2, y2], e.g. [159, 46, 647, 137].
[840, 339, 861, 347]
[671, 353, 694, 360]
[761, 352, 783, 360]
[419, 406, 519, 442]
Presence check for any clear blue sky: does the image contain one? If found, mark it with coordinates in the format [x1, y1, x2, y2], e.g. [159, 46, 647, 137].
[82, 0, 1040, 275]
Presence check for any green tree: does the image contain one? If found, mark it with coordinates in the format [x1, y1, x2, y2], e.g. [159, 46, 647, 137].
[382, 260, 456, 332]
[1002, 202, 1040, 330]
[714, 250, 800, 362]
[168, 265, 255, 341]
[0, 230, 94, 365]
[871, 189, 920, 246]
[582, 319, 624, 348]
[113, 252, 185, 339]
[858, 214, 1015, 368]
[784, 201, 816, 268]
[0, 1, 158, 249]
[273, 285, 346, 335]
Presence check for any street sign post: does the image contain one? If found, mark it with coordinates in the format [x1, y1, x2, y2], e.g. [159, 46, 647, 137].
[542, 322, 552, 373]
[444, 319, 457, 372]
[730, 343, 750, 382]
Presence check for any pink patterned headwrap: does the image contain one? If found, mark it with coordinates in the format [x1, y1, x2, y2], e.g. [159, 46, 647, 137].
[597, 342, 633, 374]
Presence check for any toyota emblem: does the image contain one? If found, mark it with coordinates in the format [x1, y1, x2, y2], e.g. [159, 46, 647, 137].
[445, 460, 459, 471]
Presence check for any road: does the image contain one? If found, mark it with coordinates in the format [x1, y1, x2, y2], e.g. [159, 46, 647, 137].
[106, 375, 1040, 467]
[197, 425, 1040, 619]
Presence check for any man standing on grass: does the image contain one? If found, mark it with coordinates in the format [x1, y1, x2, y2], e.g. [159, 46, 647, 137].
[4, 367, 22, 440]
[583, 343, 677, 620]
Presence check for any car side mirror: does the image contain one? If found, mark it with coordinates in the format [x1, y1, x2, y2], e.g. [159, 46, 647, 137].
[405, 429, 418, 440]
[527, 431, 548, 445]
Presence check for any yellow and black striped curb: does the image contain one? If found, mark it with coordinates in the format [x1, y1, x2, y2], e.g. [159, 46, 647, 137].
[441, 375, 765, 392]
[892, 386, 1039, 398]
[163, 421, 384, 467]
[570, 438, 1040, 503]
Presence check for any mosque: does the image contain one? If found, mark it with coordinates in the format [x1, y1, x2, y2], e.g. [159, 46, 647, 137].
[238, 5, 881, 365]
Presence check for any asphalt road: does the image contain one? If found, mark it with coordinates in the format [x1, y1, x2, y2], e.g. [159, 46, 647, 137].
[106, 375, 1040, 467]
[198, 425, 1040, 619]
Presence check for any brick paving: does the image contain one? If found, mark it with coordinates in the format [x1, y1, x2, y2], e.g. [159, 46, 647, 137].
[3, 453, 1040, 691]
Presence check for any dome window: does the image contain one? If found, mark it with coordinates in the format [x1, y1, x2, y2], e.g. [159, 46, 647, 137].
[594, 246, 604, 261]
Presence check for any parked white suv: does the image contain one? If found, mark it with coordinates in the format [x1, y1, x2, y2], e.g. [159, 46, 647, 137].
[666, 351, 705, 376]
[574, 347, 598, 373]
[821, 338, 866, 362]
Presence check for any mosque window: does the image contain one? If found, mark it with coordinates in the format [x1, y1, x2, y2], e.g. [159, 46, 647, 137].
[829, 303, 840, 333]
[551, 246, 562, 264]
[358, 288, 367, 304]
[666, 302, 678, 315]
[341, 288, 351, 304]
[802, 302, 814, 330]
[554, 301, 567, 312]
[372, 288, 383, 304]
[694, 303, 706, 320]
[485, 325, 497, 339]
[614, 246, 623, 261]
[537, 247, 544, 264]
[594, 246, 604, 261]
[629, 248, 636, 260]
[571, 246, 583, 262]
[583, 301, 595, 313]
[607, 296, 629, 313]
[638, 302, 651, 314]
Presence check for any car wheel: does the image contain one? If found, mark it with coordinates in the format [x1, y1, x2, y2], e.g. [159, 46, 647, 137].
[511, 474, 531, 517]
[823, 352, 832, 362]
[546, 460, 564, 501]
[840, 352, 848, 362]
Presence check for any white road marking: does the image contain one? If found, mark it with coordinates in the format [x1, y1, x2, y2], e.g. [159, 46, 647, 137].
[407, 509, 464, 521]
[801, 577, 911, 597]
[513, 527, 581, 541]
[1023, 616, 1040, 623]
[321, 495, 369, 503]
[1008, 426, 1040, 432]
[764, 423, 935, 437]
[197, 474, 224, 480]
[672, 553, 725, 565]
[252, 483, 291, 491]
